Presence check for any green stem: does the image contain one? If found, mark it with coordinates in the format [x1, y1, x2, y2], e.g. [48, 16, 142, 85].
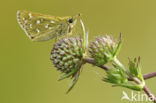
[79, 19, 86, 55]
[113, 57, 146, 86]
[113, 57, 125, 70]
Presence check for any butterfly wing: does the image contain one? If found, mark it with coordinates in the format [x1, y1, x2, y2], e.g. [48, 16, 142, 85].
[17, 10, 71, 41]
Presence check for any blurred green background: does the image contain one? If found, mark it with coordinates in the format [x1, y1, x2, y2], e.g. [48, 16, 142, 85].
[0, 0, 156, 103]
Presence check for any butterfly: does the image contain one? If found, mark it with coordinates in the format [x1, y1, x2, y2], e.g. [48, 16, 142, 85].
[17, 10, 81, 41]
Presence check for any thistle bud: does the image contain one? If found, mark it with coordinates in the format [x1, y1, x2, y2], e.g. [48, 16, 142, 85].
[50, 37, 84, 93]
[51, 37, 83, 75]
[89, 35, 122, 66]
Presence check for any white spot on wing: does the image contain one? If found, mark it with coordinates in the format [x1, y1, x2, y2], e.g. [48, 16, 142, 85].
[36, 20, 40, 24]
[17, 11, 32, 39]
[36, 28, 40, 33]
[17, 11, 24, 28]
[23, 18, 25, 20]
[28, 13, 33, 19]
[23, 26, 32, 39]
[24, 20, 28, 23]
[45, 24, 49, 28]
[50, 20, 55, 23]
[30, 24, 33, 28]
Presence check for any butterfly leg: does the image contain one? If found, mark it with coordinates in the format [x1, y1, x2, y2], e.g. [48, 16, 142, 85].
[55, 37, 57, 43]
[54, 33, 59, 43]
[65, 31, 72, 39]
[68, 31, 73, 36]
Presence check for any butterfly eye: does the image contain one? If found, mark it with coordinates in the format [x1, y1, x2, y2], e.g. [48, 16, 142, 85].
[68, 18, 73, 23]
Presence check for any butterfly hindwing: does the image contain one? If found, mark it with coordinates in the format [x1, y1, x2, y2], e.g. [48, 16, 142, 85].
[17, 10, 72, 41]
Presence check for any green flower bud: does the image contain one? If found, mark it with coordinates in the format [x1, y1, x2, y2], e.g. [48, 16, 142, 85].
[89, 35, 122, 66]
[104, 68, 128, 84]
[51, 37, 84, 93]
[129, 57, 144, 82]
[103, 67, 143, 91]
[51, 37, 83, 74]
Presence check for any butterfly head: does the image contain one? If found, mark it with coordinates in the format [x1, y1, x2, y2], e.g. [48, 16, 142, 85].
[68, 13, 82, 28]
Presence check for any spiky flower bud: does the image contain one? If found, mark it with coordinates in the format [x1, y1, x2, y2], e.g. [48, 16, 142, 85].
[129, 57, 144, 82]
[50, 37, 84, 93]
[103, 67, 143, 91]
[104, 67, 128, 84]
[89, 35, 122, 66]
[51, 37, 83, 75]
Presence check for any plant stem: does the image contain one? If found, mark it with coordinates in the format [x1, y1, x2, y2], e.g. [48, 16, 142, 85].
[84, 57, 156, 102]
[113, 57, 125, 70]
[143, 85, 156, 103]
[143, 72, 156, 80]
[132, 76, 156, 102]
[84, 57, 156, 80]
[79, 19, 86, 55]
[84, 57, 110, 71]
[111, 57, 125, 71]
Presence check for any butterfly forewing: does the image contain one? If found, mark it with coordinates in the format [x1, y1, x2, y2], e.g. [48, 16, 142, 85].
[17, 10, 72, 41]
